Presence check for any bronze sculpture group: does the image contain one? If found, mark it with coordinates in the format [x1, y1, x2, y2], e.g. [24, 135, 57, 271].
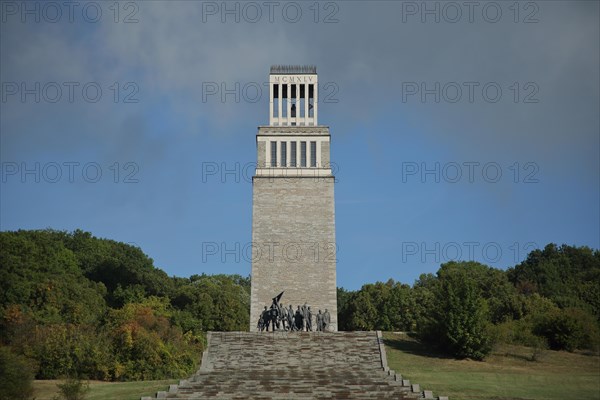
[257, 292, 331, 332]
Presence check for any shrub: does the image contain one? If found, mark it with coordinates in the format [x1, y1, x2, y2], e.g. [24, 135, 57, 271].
[30, 324, 114, 380]
[55, 377, 90, 400]
[490, 320, 548, 361]
[105, 302, 202, 380]
[492, 318, 545, 348]
[534, 308, 599, 351]
[0, 346, 35, 400]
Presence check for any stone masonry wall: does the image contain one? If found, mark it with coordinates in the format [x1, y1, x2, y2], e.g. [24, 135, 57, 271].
[321, 141, 330, 167]
[257, 141, 266, 167]
[250, 175, 337, 331]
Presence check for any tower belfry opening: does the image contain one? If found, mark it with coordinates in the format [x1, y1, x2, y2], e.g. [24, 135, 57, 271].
[269, 65, 318, 127]
[250, 65, 337, 331]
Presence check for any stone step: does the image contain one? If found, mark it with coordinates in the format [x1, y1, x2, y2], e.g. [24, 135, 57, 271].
[142, 331, 446, 400]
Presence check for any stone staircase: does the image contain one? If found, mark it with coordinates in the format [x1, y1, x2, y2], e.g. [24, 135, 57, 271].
[142, 331, 448, 400]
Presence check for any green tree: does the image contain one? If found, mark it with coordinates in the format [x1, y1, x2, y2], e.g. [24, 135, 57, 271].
[0, 346, 35, 400]
[419, 262, 493, 360]
[336, 287, 354, 331]
[0, 230, 107, 325]
[508, 244, 600, 320]
[413, 273, 438, 333]
[0, 230, 208, 381]
[172, 274, 249, 331]
[341, 280, 415, 331]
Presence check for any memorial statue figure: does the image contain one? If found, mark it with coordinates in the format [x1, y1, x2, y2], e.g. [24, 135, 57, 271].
[323, 309, 331, 331]
[269, 291, 284, 331]
[269, 304, 279, 331]
[301, 303, 308, 330]
[305, 306, 313, 331]
[257, 314, 264, 331]
[287, 304, 294, 330]
[259, 306, 269, 331]
[279, 304, 288, 330]
[316, 309, 323, 332]
[294, 306, 304, 331]
[259, 293, 336, 333]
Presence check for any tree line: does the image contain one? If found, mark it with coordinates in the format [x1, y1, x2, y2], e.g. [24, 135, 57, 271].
[1, 229, 598, 397]
[0, 229, 249, 388]
[338, 246, 599, 359]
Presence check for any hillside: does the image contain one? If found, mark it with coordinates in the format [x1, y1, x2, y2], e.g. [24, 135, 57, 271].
[1, 229, 598, 399]
[0, 229, 250, 383]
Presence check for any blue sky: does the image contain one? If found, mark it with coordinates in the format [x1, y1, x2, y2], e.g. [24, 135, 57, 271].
[1, 1, 598, 290]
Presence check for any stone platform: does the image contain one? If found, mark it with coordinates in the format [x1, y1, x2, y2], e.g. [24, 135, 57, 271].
[142, 331, 448, 400]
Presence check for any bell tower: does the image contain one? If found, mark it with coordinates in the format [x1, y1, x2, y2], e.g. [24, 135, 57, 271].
[269, 64, 318, 127]
[250, 65, 337, 331]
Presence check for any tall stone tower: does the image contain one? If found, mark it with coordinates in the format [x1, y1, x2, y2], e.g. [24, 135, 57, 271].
[250, 65, 337, 331]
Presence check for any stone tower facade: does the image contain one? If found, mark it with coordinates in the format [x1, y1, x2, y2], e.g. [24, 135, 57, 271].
[250, 65, 337, 331]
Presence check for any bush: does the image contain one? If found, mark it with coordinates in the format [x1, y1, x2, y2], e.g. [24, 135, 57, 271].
[55, 377, 90, 400]
[534, 308, 599, 351]
[29, 324, 114, 380]
[105, 301, 202, 380]
[489, 320, 548, 361]
[0, 346, 35, 400]
[491, 319, 546, 348]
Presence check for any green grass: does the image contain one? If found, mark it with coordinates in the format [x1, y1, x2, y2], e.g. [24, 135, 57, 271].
[32, 379, 177, 400]
[31, 334, 600, 400]
[383, 332, 600, 400]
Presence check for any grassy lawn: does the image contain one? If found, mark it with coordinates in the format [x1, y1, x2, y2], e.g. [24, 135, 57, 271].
[383, 332, 600, 400]
[32, 379, 177, 400]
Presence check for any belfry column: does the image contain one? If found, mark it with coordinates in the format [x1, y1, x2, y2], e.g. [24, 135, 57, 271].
[278, 84, 282, 126]
[313, 83, 318, 125]
[304, 83, 309, 122]
[269, 82, 274, 124]
[286, 83, 291, 126]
